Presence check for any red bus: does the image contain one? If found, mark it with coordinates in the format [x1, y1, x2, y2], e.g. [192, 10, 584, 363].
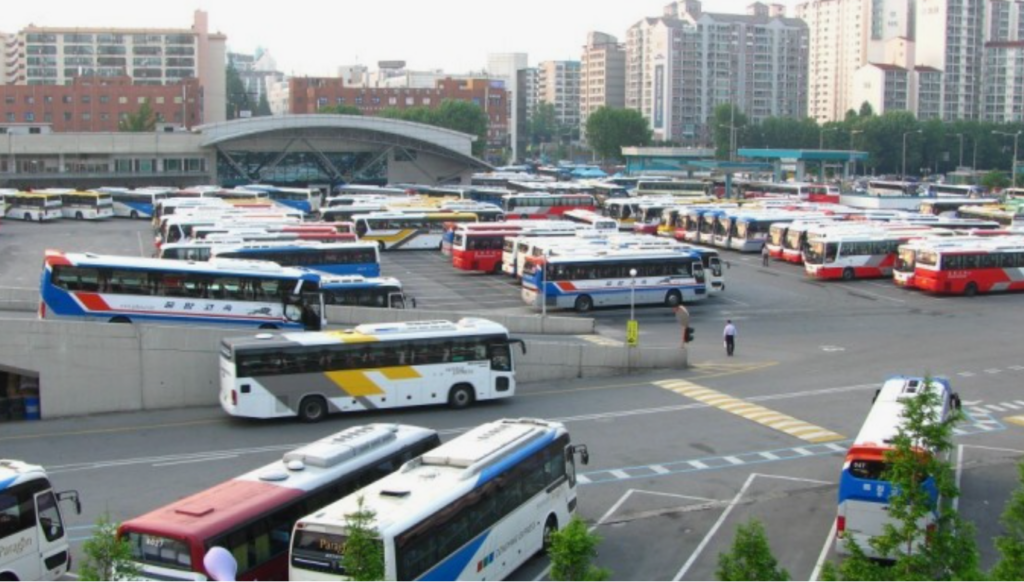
[501, 193, 597, 219]
[913, 238, 1024, 296]
[452, 227, 524, 273]
[117, 424, 440, 581]
[804, 228, 934, 280]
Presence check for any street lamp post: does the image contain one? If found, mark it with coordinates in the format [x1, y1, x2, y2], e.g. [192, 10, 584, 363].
[993, 130, 1022, 189]
[902, 130, 922, 181]
[954, 133, 964, 170]
[629, 268, 637, 322]
[849, 129, 863, 177]
[819, 126, 838, 150]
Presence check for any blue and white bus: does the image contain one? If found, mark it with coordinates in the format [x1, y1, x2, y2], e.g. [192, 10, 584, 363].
[836, 375, 961, 557]
[212, 242, 381, 277]
[40, 250, 326, 330]
[101, 188, 173, 219]
[241, 185, 323, 216]
[289, 418, 590, 580]
[320, 274, 411, 309]
[521, 249, 707, 312]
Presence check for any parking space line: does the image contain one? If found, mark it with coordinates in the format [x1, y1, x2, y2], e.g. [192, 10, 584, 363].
[654, 379, 845, 443]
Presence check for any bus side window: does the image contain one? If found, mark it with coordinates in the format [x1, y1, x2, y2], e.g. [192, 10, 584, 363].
[36, 491, 64, 542]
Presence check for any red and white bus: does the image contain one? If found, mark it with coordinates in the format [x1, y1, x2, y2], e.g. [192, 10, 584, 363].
[501, 192, 597, 219]
[452, 227, 524, 273]
[804, 228, 935, 280]
[117, 424, 441, 581]
[912, 238, 1024, 296]
[777, 219, 843, 263]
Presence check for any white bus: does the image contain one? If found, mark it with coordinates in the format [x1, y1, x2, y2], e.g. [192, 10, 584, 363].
[354, 212, 478, 250]
[219, 318, 526, 422]
[563, 209, 619, 232]
[56, 191, 115, 220]
[0, 460, 81, 581]
[289, 418, 590, 581]
[100, 187, 174, 219]
[3, 192, 63, 222]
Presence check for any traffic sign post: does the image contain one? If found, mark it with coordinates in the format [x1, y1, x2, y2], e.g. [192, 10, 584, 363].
[627, 320, 639, 347]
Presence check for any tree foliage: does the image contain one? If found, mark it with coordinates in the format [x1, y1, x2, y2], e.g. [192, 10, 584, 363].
[78, 513, 139, 581]
[225, 62, 251, 120]
[256, 92, 273, 117]
[824, 377, 982, 581]
[585, 106, 652, 162]
[713, 104, 749, 160]
[992, 462, 1024, 581]
[319, 104, 364, 116]
[342, 497, 384, 582]
[982, 170, 1011, 191]
[118, 100, 156, 132]
[529, 102, 559, 148]
[548, 515, 611, 581]
[373, 100, 488, 157]
[716, 519, 789, 581]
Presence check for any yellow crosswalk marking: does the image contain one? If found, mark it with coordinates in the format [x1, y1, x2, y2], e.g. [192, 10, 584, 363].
[654, 378, 845, 443]
[576, 335, 624, 347]
[1006, 416, 1024, 428]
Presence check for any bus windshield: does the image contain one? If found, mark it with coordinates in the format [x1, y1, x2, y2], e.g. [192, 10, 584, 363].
[124, 532, 193, 571]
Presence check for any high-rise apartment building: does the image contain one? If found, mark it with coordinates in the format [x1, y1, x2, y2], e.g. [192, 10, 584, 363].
[537, 60, 581, 133]
[580, 32, 626, 138]
[797, 0, 912, 122]
[916, 0, 984, 121]
[488, 53, 528, 161]
[1, 10, 226, 125]
[626, 1, 807, 145]
[981, 0, 1024, 123]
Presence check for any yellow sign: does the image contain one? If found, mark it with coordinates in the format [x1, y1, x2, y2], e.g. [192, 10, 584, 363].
[626, 320, 639, 347]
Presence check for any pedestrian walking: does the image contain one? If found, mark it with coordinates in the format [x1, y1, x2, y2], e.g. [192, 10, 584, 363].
[761, 244, 770, 267]
[674, 304, 690, 347]
[723, 319, 737, 356]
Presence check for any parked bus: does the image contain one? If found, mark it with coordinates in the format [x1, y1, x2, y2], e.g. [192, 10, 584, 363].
[117, 424, 441, 581]
[892, 237, 996, 289]
[152, 197, 229, 227]
[211, 242, 381, 277]
[726, 213, 805, 252]
[242, 185, 322, 216]
[289, 418, 590, 581]
[780, 220, 846, 264]
[635, 179, 707, 198]
[522, 249, 707, 312]
[918, 183, 987, 198]
[354, 212, 478, 250]
[501, 226, 588, 277]
[502, 193, 597, 219]
[3, 192, 63, 222]
[591, 182, 631, 206]
[219, 318, 525, 422]
[956, 205, 1024, 228]
[438, 200, 505, 222]
[320, 275, 412, 309]
[102, 188, 172, 219]
[917, 197, 1000, 217]
[563, 209, 619, 232]
[803, 229, 933, 280]
[0, 460, 81, 581]
[40, 250, 326, 330]
[913, 238, 1024, 296]
[836, 376, 960, 557]
[452, 227, 523, 273]
[53, 191, 114, 221]
[866, 180, 919, 197]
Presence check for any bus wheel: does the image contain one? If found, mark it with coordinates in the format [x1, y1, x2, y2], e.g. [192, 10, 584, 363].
[447, 384, 475, 409]
[964, 282, 978, 297]
[75, 211, 84, 220]
[298, 396, 328, 423]
[574, 295, 594, 313]
[377, 241, 386, 252]
[542, 515, 558, 552]
[258, 324, 278, 330]
[109, 316, 132, 324]
[665, 290, 682, 307]
[24, 212, 32, 222]
[130, 210, 139, 220]
[842, 268, 855, 281]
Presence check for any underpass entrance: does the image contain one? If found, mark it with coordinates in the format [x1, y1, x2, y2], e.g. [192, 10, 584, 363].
[0, 364, 41, 422]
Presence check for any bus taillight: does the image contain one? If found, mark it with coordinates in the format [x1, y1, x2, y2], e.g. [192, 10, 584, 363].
[231, 390, 237, 406]
[836, 515, 846, 536]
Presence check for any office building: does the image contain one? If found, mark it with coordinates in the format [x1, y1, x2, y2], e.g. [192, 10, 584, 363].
[626, 1, 808, 145]
[580, 32, 626, 138]
[1, 10, 226, 125]
[488, 53, 528, 160]
[537, 60, 581, 132]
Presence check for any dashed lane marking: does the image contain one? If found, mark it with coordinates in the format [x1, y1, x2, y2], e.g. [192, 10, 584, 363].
[654, 378, 845, 443]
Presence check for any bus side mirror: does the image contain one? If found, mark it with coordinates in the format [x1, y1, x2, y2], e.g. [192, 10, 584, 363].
[57, 490, 81, 515]
[953, 393, 962, 410]
[571, 444, 590, 466]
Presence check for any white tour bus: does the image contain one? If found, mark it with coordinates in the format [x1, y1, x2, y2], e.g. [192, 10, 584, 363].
[0, 460, 81, 581]
[289, 418, 590, 581]
[219, 318, 526, 422]
[3, 192, 63, 222]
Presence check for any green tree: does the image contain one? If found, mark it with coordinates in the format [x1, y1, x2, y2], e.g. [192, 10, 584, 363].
[858, 102, 875, 118]
[585, 106, 652, 162]
[256, 92, 272, 117]
[717, 519, 789, 581]
[428, 100, 489, 157]
[529, 102, 559, 154]
[118, 99, 156, 132]
[548, 515, 611, 581]
[713, 104, 749, 160]
[342, 497, 384, 582]
[992, 462, 1024, 580]
[982, 170, 1010, 191]
[78, 513, 139, 581]
[225, 62, 251, 120]
[824, 377, 982, 581]
[319, 104, 364, 116]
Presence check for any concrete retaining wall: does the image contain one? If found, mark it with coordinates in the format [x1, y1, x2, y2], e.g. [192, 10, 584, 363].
[325, 305, 595, 335]
[0, 287, 38, 313]
[0, 318, 684, 419]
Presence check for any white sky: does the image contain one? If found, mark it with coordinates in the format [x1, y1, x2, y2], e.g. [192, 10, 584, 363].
[6, 0, 799, 76]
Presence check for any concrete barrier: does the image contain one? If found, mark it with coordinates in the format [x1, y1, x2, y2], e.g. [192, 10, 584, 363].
[0, 318, 684, 419]
[325, 305, 595, 335]
[0, 287, 38, 313]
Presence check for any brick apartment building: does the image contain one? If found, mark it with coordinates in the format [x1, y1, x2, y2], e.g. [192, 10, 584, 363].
[0, 76, 201, 132]
[289, 77, 508, 160]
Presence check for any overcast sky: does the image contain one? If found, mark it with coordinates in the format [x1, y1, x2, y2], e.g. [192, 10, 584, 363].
[6, 0, 799, 76]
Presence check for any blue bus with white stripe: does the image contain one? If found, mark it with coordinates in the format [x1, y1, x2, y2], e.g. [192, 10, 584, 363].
[289, 418, 589, 581]
[100, 188, 173, 219]
[835, 375, 960, 557]
[240, 185, 322, 216]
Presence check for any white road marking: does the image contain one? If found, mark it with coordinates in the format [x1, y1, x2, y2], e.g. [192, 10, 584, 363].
[809, 521, 838, 582]
[153, 454, 238, 467]
[673, 473, 757, 581]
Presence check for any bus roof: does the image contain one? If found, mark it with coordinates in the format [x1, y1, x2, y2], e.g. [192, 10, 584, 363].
[0, 459, 47, 490]
[296, 419, 565, 534]
[121, 424, 437, 541]
[848, 376, 951, 460]
[46, 250, 320, 280]
[223, 317, 509, 352]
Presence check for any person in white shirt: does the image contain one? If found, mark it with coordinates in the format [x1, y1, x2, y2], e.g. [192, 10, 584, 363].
[723, 319, 737, 356]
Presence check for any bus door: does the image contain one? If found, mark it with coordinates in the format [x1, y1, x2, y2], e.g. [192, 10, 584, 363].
[388, 292, 414, 309]
[301, 292, 325, 330]
[33, 489, 73, 579]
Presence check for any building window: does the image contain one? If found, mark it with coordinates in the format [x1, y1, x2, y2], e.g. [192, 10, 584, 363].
[388, 97, 397, 105]
[138, 97, 147, 104]
[63, 112, 72, 122]
[44, 95, 53, 104]
[99, 95, 110, 104]
[4, 95, 14, 105]
[119, 96, 128, 104]
[82, 95, 91, 104]
[156, 97, 165, 104]
[5, 113, 14, 122]
[100, 113, 110, 121]
[81, 113, 91, 121]
[25, 112, 35, 122]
